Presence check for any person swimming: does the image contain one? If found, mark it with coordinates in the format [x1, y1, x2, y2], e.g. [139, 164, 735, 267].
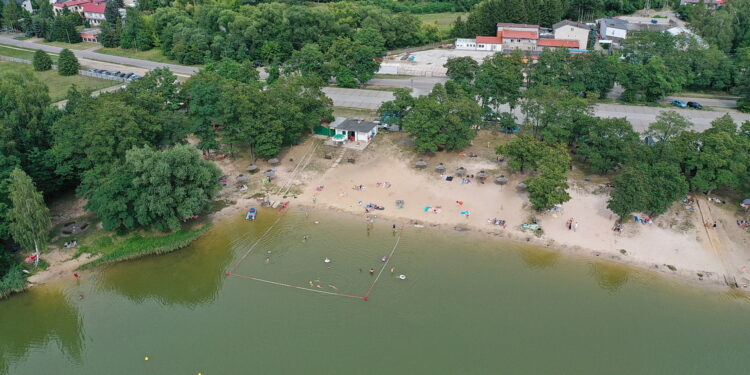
[369, 268, 375, 275]
[324, 257, 331, 263]
[390, 266, 396, 274]
[381, 256, 388, 262]
[328, 284, 337, 290]
[399, 274, 407, 280]
[303, 235, 309, 242]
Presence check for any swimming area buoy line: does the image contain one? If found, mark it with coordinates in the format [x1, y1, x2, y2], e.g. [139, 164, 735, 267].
[227, 220, 406, 301]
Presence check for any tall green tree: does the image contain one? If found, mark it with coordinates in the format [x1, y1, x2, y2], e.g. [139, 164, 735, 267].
[475, 51, 525, 116]
[521, 85, 592, 144]
[577, 118, 639, 173]
[86, 145, 222, 232]
[401, 84, 481, 152]
[645, 111, 692, 141]
[57, 49, 79, 76]
[444, 56, 479, 84]
[8, 168, 50, 264]
[32, 50, 52, 72]
[326, 36, 380, 87]
[378, 88, 415, 127]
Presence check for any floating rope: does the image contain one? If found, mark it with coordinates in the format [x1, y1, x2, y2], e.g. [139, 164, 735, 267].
[227, 215, 284, 274]
[230, 273, 365, 300]
[364, 226, 404, 299]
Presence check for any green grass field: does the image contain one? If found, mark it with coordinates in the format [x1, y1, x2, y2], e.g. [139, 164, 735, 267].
[0, 61, 116, 101]
[96, 47, 181, 64]
[38, 41, 100, 50]
[0, 45, 56, 61]
[417, 12, 467, 32]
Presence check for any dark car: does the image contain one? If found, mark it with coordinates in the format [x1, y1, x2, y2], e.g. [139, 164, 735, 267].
[253, 61, 264, 67]
[124, 72, 134, 78]
[687, 101, 703, 109]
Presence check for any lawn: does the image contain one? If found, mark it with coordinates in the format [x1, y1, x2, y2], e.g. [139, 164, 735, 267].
[417, 12, 468, 32]
[96, 47, 181, 64]
[0, 45, 56, 62]
[38, 41, 100, 50]
[0, 61, 117, 101]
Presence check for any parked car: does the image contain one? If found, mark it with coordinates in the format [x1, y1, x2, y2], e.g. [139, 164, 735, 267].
[253, 61, 264, 67]
[671, 100, 687, 108]
[687, 101, 703, 109]
[124, 72, 134, 78]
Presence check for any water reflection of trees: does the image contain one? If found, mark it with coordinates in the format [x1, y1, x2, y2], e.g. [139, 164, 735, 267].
[0, 288, 83, 373]
[518, 248, 561, 269]
[95, 228, 234, 308]
[590, 261, 630, 292]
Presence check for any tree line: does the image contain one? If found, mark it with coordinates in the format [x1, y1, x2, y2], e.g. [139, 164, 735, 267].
[379, 50, 750, 217]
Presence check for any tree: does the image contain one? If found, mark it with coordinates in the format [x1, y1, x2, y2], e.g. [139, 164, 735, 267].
[738, 47, 750, 113]
[607, 162, 689, 219]
[57, 49, 79, 76]
[401, 84, 481, 152]
[104, 0, 121, 25]
[284, 43, 329, 80]
[577, 118, 639, 173]
[619, 56, 684, 102]
[183, 71, 228, 153]
[86, 145, 222, 232]
[51, 13, 83, 44]
[645, 111, 692, 141]
[120, 7, 153, 50]
[326, 36, 380, 87]
[8, 168, 50, 265]
[378, 88, 414, 127]
[444, 56, 479, 84]
[204, 59, 260, 85]
[520, 85, 592, 144]
[496, 134, 547, 173]
[2, 1, 22, 30]
[32, 49, 52, 71]
[475, 52, 525, 114]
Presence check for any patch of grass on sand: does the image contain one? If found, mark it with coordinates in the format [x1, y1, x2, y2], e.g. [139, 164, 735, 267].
[0, 61, 115, 101]
[0, 264, 27, 299]
[417, 12, 468, 32]
[333, 107, 378, 120]
[78, 224, 211, 269]
[38, 41, 100, 50]
[96, 47, 181, 64]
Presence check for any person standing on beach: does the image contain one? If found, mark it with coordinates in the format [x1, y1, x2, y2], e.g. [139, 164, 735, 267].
[573, 221, 579, 232]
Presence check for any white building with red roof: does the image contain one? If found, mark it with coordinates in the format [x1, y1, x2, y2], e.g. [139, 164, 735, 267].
[82, 3, 106, 25]
[455, 22, 583, 53]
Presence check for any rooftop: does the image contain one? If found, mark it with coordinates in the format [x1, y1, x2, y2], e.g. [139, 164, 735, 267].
[497, 23, 540, 30]
[476, 35, 502, 44]
[538, 39, 579, 48]
[331, 117, 378, 133]
[53, 0, 91, 7]
[82, 3, 105, 12]
[553, 20, 589, 30]
[502, 30, 539, 40]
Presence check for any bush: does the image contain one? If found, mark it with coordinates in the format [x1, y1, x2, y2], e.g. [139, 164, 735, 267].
[32, 49, 53, 71]
[57, 48, 80, 76]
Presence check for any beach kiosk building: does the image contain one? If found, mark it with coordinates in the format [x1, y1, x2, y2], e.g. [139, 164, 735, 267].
[330, 117, 379, 146]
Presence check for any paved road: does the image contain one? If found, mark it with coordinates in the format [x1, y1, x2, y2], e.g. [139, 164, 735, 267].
[4, 34, 747, 131]
[0, 35, 198, 75]
[323, 88, 750, 132]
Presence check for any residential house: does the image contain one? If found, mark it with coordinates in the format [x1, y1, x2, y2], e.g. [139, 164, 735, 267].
[552, 20, 590, 50]
[679, 0, 724, 6]
[597, 16, 676, 47]
[82, 3, 105, 26]
[53, 0, 93, 15]
[496, 23, 539, 50]
[330, 117, 379, 145]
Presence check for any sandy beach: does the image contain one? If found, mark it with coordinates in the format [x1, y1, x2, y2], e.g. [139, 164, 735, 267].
[209, 132, 749, 290]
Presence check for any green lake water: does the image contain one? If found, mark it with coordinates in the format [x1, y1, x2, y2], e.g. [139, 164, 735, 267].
[2, 207, 750, 374]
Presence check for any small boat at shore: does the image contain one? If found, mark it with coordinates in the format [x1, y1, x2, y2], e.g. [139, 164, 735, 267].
[246, 208, 257, 220]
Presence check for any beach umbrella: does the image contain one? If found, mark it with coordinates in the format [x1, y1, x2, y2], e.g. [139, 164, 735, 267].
[456, 167, 467, 176]
[246, 165, 259, 173]
[268, 158, 280, 165]
[477, 171, 488, 179]
[517, 182, 527, 190]
[742, 198, 750, 206]
[435, 163, 446, 172]
[236, 174, 248, 182]
[495, 175, 508, 185]
[264, 169, 276, 178]
[415, 160, 427, 169]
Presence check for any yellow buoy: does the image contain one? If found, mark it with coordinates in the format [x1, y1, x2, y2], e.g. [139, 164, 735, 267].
[144, 356, 149, 361]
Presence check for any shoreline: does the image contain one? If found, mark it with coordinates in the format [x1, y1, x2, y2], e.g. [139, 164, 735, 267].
[295, 202, 733, 292]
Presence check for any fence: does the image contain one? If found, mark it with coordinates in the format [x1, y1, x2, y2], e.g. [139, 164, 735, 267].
[0, 54, 129, 82]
